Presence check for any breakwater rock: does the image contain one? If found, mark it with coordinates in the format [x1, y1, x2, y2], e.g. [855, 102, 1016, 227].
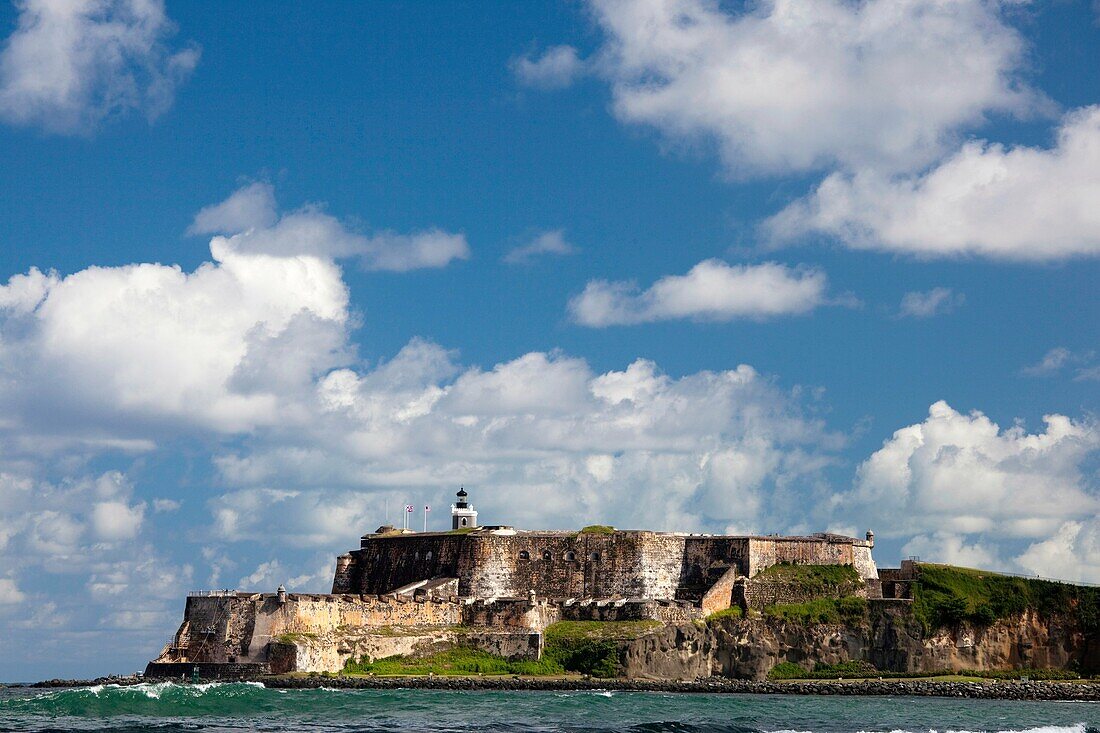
[260, 675, 1100, 700]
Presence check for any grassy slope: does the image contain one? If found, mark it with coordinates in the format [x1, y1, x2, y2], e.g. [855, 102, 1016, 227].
[753, 564, 867, 625]
[912, 563, 1100, 633]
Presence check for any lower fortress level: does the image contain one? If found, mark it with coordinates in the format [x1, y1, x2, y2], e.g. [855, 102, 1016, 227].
[148, 490, 892, 679]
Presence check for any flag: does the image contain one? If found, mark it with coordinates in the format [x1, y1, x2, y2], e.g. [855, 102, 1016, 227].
[405, 505, 414, 512]
[425, 505, 430, 512]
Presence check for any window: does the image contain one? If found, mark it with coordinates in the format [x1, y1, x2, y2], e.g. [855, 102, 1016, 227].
[519, 550, 530, 560]
[564, 551, 577, 561]
[589, 552, 600, 562]
[415, 551, 420, 560]
[542, 550, 552, 561]
[425, 551, 433, 561]
[461, 518, 468, 527]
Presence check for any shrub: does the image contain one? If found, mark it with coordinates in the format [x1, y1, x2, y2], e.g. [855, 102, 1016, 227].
[342, 647, 564, 677]
[767, 662, 806, 680]
[706, 606, 743, 622]
[542, 621, 659, 678]
[811, 659, 879, 678]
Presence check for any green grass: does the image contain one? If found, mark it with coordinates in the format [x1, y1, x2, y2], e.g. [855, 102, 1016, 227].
[756, 563, 864, 595]
[579, 525, 616, 535]
[274, 632, 319, 643]
[447, 526, 477, 535]
[342, 647, 564, 676]
[763, 597, 868, 625]
[911, 563, 1100, 634]
[542, 621, 661, 678]
[706, 606, 743, 622]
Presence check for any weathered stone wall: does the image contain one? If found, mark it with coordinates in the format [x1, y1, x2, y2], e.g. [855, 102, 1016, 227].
[331, 554, 355, 594]
[700, 567, 740, 615]
[461, 532, 692, 599]
[347, 534, 469, 595]
[735, 575, 868, 611]
[347, 530, 875, 601]
[159, 593, 463, 666]
[746, 536, 877, 580]
[461, 599, 560, 629]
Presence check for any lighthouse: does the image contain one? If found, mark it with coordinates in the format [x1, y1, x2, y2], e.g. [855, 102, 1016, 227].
[451, 487, 478, 530]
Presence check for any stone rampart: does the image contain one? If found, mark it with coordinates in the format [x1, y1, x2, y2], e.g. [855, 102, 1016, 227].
[342, 529, 877, 600]
[746, 536, 877, 580]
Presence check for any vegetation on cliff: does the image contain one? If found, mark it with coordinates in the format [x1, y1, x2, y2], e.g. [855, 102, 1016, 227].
[763, 597, 868, 625]
[911, 563, 1100, 633]
[342, 647, 563, 676]
[543, 620, 661, 677]
[705, 606, 743, 622]
[757, 563, 864, 595]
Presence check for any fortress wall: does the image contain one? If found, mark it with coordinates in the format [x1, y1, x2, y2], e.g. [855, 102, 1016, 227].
[331, 554, 355, 593]
[679, 538, 749, 599]
[746, 537, 878, 580]
[735, 575, 869, 611]
[700, 567, 740, 615]
[341, 531, 876, 600]
[462, 599, 561, 629]
[463, 532, 681, 599]
[164, 594, 463, 665]
[350, 534, 469, 594]
[634, 533, 690, 598]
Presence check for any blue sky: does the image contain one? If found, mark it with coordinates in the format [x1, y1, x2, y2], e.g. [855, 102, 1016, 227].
[0, 0, 1097, 681]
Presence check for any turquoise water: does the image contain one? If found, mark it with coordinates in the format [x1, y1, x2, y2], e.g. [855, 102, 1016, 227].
[0, 683, 1095, 733]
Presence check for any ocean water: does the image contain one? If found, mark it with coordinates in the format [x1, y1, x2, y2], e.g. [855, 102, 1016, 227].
[0, 683, 1095, 733]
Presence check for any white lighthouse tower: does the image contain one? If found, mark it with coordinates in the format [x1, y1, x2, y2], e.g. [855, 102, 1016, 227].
[451, 487, 478, 530]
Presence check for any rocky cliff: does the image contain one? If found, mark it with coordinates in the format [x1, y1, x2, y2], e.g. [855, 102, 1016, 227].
[617, 602, 1098, 680]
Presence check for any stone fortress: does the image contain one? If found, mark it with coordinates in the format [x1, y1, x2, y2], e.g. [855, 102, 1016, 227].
[147, 488, 895, 678]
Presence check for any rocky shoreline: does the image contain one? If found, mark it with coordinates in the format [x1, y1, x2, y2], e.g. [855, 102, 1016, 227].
[22, 675, 1100, 700]
[260, 676, 1100, 700]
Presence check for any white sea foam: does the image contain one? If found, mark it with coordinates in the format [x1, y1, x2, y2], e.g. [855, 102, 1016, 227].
[854, 726, 1090, 733]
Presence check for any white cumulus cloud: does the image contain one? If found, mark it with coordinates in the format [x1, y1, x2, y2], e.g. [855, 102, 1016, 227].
[210, 341, 839, 541]
[0, 0, 199, 134]
[188, 182, 278, 235]
[569, 260, 830, 326]
[0, 240, 351, 435]
[589, 0, 1037, 175]
[512, 45, 585, 89]
[1016, 520, 1100, 585]
[848, 401, 1099, 544]
[194, 183, 470, 272]
[91, 500, 144, 541]
[768, 106, 1100, 260]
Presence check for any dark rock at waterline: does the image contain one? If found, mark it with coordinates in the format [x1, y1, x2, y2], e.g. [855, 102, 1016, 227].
[31, 675, 145, 688]
[259, 675, 1100, 700]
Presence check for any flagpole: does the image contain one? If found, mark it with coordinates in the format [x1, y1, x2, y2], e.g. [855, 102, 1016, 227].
[423, 506, 426, 533]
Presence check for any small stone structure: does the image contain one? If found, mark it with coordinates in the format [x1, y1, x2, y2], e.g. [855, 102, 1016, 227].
[148, 489, 880, 677]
